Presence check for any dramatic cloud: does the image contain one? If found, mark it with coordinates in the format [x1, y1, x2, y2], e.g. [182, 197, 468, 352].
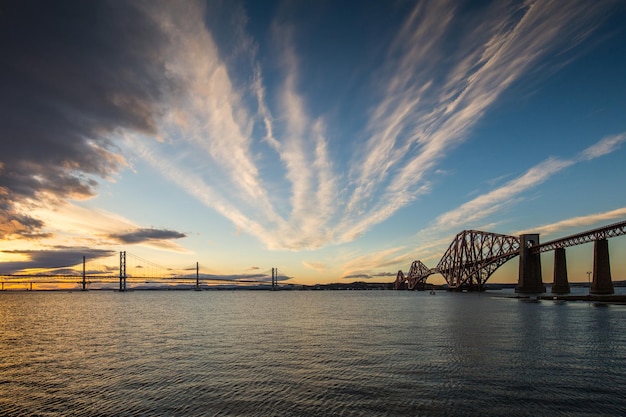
[1, 0, 619, 257]
[0, 247, 116, 274]
[129, 0, 614, 251]
[339, 0, 611, 239]
[0, 0, 181, 238]
[109, 228, 187, 244]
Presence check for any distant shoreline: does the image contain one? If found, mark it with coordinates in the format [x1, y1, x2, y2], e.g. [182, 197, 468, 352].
[2, 280, 625, 294]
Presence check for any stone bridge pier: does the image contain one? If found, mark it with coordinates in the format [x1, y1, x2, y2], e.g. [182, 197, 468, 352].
[591, 239, 613, 294]
[515, 234, 545, 294]
[515, 234, 615, 295]
[551, 247, 570, 294]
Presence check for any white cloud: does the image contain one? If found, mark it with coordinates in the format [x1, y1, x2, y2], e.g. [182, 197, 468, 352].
[125, 0, 616, 252]
[578, 133, 626, 161]
[345, 0, 607, 231]
[516, 207, 626, 237]
[423, 131, 625, 235]
[432, 157, 574, 231]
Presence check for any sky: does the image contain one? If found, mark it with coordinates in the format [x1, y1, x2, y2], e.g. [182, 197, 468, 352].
[1, 0, 626, 287]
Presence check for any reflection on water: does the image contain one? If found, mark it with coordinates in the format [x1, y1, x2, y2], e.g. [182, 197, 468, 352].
[1, 291, 625, 416]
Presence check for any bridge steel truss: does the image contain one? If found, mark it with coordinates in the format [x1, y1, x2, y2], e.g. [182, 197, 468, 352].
[396, 230, 521, 291]
[436, 230, 520, 291]
[530, 219, 626, 254]
[396, 219, 626, 292]
[394, 260, 435, 290]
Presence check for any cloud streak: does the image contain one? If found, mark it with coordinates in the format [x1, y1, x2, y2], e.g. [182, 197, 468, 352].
[342, 0, 612, 239]
[339, 126, 625, 275]
[133, 0, 614, 251]
[516, 207, 626, 237]
[425, 132, 625, 234]
[1, 0, 619, 258]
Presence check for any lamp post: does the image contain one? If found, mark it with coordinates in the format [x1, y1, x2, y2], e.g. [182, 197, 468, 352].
[586, 271, 592, 295]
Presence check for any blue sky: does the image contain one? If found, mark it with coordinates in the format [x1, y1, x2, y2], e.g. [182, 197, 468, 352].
[1, 0, 625, 286]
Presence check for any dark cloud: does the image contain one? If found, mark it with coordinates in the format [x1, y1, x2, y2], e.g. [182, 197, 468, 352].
[0, 0, 181, 238]
[343, 273, 372, 280]
[109, 228, 187, 244]
[0, 246, 116, 274]
[0, 203, 50, 239]
[343, 272, 395, 280]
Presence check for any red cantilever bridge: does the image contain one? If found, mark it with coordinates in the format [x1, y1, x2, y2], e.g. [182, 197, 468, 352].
[395, 219, 626, 294]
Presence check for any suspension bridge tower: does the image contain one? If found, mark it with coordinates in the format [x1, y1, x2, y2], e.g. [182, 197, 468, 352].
[119, 251, 127, 292]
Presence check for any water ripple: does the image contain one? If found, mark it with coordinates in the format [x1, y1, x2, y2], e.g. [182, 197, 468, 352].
[1, 291, 626, 416]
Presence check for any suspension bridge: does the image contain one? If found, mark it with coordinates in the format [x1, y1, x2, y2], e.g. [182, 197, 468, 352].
[395, 219, 626, 294]
[0, 251, 287, 291]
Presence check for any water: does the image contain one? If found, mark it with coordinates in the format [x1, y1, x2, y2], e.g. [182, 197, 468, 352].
[1, 290, 625, 416]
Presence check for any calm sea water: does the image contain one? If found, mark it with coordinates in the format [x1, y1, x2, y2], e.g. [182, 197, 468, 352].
[1, 290, 625, 416]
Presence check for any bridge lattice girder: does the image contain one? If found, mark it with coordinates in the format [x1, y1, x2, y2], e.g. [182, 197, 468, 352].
[394, 260, 434, 290]
[436, 230, 520, 289]
[531, 219, 626, 253]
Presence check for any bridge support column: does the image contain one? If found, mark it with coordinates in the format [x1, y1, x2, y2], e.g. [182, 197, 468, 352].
[119, 251, 127, 292]
[551, 248, 570, 294]
[591, 239, 613, 295]
[515, 234, 545, 294]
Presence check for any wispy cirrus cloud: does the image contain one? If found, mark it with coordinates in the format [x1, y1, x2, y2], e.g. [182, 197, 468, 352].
[342, 0, 611, 238]
[125, 6, 341, 250]
[516, 207, 626, 237]
[340, 246, 411, 279]
[4, 0, 616, 257]
[302, 261, 326, 274]
[343, 129, 625, 274]
[431, 157, 574, 231]
[128, 0, 615, 252]
[423, 132, 625, 235]
[578, 133, 626, 161]
[340, 235, 455, 277]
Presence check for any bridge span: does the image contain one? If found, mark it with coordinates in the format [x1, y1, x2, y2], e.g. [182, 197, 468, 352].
[395, 219, 626, 294]
[0, 251, 286, 291]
